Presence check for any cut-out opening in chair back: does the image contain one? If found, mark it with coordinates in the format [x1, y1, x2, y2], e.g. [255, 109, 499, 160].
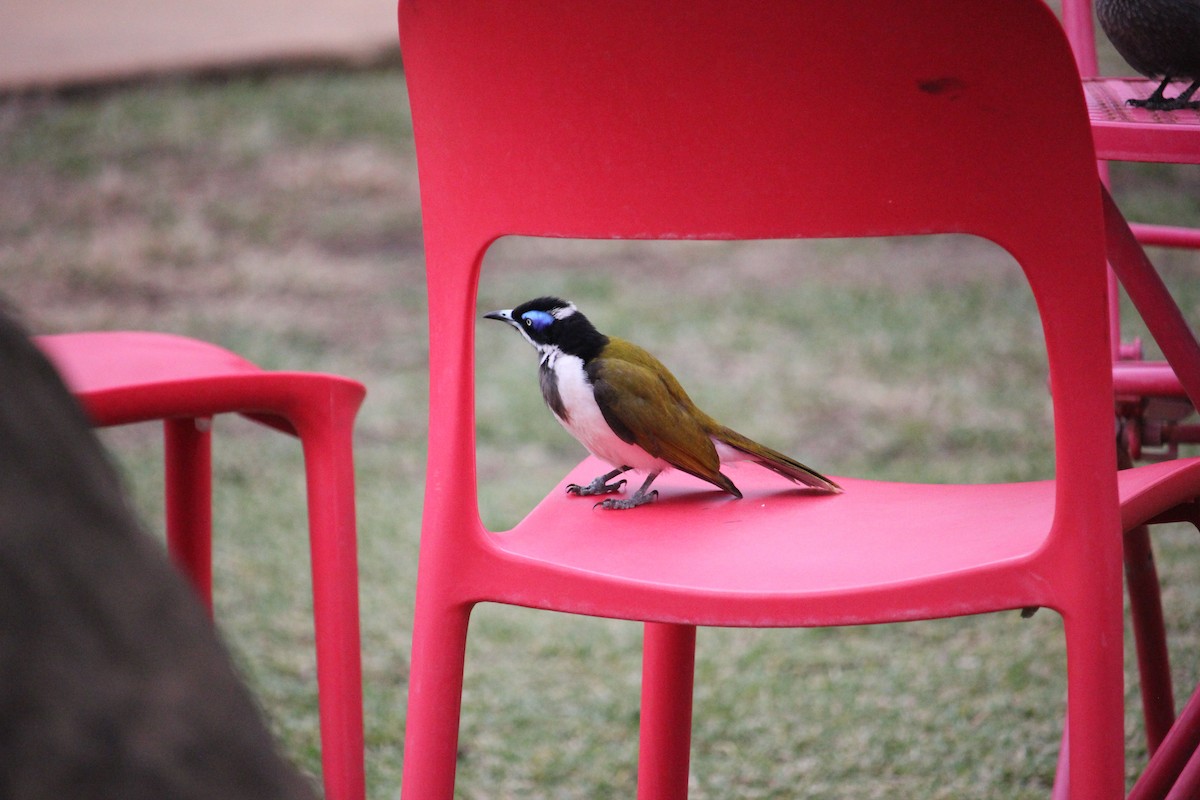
[473, 234, 1056, 529]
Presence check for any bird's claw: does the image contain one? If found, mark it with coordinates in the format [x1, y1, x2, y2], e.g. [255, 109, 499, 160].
[567, 477, 627, 497]
[594, 490, 658, 510]
[1126, 97, 1200, 111]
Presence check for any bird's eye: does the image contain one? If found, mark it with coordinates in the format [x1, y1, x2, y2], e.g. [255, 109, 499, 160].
[521, 310, 555, 332]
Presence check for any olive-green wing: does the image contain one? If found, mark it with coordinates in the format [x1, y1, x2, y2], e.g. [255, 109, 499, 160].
[587, 341, 741, 497]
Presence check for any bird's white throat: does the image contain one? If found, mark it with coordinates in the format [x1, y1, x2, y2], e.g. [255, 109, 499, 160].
[542, 349, 669, 474]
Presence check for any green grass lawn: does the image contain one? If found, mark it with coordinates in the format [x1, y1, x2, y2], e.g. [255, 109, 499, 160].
[2, 62, 1199, 799]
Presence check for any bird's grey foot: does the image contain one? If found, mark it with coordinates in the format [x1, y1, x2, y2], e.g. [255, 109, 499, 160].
[594, 471, 661, 510]
[595, 490, 658, 510]
[567, 467, 630, 497]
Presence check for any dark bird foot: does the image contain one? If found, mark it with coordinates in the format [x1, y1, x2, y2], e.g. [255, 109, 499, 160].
[567, 467, 630, 497]
[1126, 96, 1200, 111]
[595, 489, 658, 510]
[1127, 78, 1200, 111]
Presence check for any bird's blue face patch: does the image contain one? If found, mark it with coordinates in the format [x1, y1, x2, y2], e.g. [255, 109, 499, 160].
[521, 310, 556, 333]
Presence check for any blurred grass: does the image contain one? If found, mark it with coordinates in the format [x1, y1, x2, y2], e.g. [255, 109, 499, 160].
[1, 44, 1199, 800]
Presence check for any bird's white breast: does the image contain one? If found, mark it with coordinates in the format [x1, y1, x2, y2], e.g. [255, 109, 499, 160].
[543, 349, 668, 473]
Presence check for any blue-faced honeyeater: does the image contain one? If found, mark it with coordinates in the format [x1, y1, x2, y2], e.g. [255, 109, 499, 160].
[485, 296, 842, 510]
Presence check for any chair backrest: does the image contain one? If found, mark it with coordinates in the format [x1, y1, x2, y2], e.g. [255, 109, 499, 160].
[401, 0, 1117, 545]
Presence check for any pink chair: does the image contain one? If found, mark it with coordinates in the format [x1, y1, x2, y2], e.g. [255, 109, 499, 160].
[1059, 0, 1200, 761]
[398, 1, 1200, 797]
[1062, 1, 1200, 250]
[1061, 0, 1200, 458]
[35, 331, 366, 800]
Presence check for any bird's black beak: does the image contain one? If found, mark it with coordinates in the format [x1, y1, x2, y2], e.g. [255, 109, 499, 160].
[484, 309, 516, 325]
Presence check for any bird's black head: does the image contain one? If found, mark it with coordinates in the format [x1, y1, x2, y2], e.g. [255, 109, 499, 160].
[484, 296, 607, 361]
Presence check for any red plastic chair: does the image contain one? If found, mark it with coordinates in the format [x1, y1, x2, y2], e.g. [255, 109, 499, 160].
[398, 1, 1200, 797]
[1059, 0, 1200, 764]
[1061, 1, 1200, 247]
[34, 331, 367, 800]
[1060, 0, 1200, 460]
[1061, 0, 1200, 444]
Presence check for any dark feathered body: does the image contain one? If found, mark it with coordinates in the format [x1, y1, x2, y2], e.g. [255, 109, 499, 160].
[1097, 0, 1200, 108]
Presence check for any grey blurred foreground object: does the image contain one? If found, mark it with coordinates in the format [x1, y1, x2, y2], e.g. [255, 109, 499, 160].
[0, 303, 316, 800]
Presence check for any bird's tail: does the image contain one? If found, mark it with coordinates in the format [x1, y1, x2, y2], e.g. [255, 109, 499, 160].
[713, 427, 843, 493]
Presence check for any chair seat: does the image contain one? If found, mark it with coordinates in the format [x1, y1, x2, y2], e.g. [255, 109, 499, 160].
[1083, 78, 1200, 164]
[37, 331, 265, 392]
[35, 331, 362, 431]
[490, 456, 1200, 623]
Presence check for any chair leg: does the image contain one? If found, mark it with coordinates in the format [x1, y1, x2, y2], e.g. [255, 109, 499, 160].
[1050, 714, 1069, 800]
[164, 417, 213, 613]
[1118, 427, 1178, 755]
[1126, 524, 1176, 753]
[401, 599, 474, 800]
[637, 623, 696, 800]
[1163, 744, 1200, 800]
[1063, 603, 1126, 800]
[297, 407, 366, 800]
[1129, 682, 1200, 800]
